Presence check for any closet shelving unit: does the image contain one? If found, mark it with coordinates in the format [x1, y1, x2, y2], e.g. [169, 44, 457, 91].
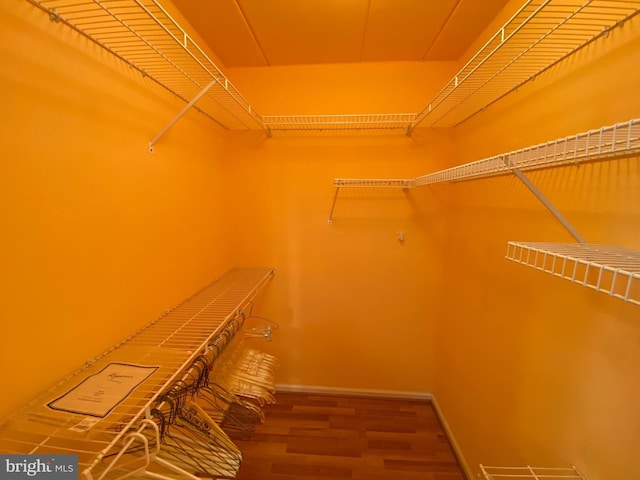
[25, 0, 640, 135]
[0, 267, 274, 479]
[332, 118, 640, 306]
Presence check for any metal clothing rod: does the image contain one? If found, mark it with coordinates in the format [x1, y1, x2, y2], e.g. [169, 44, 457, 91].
[511, 167, 586, 244]
[149, 80, 217, 153]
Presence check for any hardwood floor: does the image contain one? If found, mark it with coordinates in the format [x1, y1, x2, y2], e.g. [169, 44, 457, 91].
[234, 392, 466, 480]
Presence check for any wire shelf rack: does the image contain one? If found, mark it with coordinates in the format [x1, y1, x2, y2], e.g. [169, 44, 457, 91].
[24, 1, 640, 134]
[480, 465, 586, 479]
[0, 267, 274, 479]
[506, 242, 640, 305]
[26, 0, 266, 131]
[262, 114, 418, 133]
[334, 178, 417, 188]
[411, 0, 640, 129]
[416, 119, 640, 185]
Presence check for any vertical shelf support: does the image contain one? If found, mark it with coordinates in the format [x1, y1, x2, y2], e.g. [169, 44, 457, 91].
[149, 80, 217, 153]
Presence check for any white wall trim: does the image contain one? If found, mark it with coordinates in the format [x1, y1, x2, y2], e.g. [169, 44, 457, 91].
[275, 383, 432, 400]
[275, 384, 473, 480]
[430, 395, 474, 480]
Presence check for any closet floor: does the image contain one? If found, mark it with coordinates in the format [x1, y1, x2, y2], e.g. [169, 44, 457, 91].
[234, 392, 465, 480]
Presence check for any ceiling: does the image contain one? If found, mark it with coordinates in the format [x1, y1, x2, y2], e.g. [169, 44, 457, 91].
[171, 0, 511, 67]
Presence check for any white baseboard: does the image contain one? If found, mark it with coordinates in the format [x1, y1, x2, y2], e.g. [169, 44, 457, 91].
[275, 383, 432, 400]
[274, 383, 473, 480]
[430, 395, 474, 480]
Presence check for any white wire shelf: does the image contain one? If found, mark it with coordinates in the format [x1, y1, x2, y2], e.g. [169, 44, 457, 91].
[334, 178, 416, 188]
[336, 118, 639, 187]
[480, 465, 586, 479]
[411, 0, 640, 129]
[0, 267, 274, 479]
[506, 242, 640, 305]
[416, 119, 640, 185]
[24, 1, 640, 134]
[26, 0, 266, 131]
[262, 114, 418, 132]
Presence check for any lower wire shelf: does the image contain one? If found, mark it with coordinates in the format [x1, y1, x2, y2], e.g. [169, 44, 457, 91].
[480, 465, 586, 479]
[505, 242, 640, 306]
[0, 267, 275, 480]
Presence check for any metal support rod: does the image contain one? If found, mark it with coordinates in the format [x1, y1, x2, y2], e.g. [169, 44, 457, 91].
[327, 187, 340, 224]
[511, 167, 586, 244]
[149, 80, 217, 153]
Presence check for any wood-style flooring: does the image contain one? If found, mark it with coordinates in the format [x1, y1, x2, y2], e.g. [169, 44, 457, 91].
[234, 392, 466, 480]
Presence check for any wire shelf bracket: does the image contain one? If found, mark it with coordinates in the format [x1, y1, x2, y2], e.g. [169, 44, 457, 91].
[510, 166, 586, 244]
[149, 79, 216, 153]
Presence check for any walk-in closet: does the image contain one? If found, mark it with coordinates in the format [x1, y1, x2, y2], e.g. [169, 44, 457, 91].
[1, 1, 638, 479]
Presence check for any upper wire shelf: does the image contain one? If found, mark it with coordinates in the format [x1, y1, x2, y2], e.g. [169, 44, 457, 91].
[25, 1, 640, 134]
[336, 118, 640, 188]
[416, 118, 640, 185]
[27, 0, 266, 131]
[0, 267, 274, 479]
[480, 465, 586, 479]
[262, 114, 418, 133]
[410, 0, 640, 129]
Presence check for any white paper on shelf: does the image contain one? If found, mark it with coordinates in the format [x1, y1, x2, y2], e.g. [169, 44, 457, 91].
[47, 362, 159, 418]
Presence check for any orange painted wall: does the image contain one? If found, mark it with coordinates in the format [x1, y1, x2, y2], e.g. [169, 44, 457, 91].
[4, 2, 639, 479]
[222, 129, 453, 393]
[222, 61, 458, 393]
[0, 2, 235, 419]
[432, 12, 640, 480]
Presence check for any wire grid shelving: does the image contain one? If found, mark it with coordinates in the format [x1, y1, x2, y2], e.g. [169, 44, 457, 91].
[335, 118, 639, 188]
[480, 465, 586, 479]
[410, 0, 640, 129]
[24, 1, 640, 134]
[415, 118, 640, 185]
[0, 267, 274, 479]
[334, 178, 416, 188]
[505, 242, 640, 305]
[26, 0, 266, 131]
[261, 114, 418, 132]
